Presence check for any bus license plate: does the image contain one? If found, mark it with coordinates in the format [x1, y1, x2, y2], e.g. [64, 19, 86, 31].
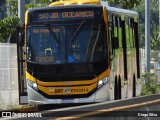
[61, 99, 75, 103]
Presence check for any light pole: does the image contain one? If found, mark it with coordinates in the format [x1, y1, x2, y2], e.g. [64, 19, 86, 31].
[18, 0, 25, 25]
[145, 0, 150, 73]
[159, 0, 160, 39]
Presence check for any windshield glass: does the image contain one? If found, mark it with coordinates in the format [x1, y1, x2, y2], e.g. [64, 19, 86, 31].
[26, 22, 107, 64]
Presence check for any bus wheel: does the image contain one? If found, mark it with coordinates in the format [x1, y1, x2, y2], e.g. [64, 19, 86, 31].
[117, 75, 121, 99]
[133, 74, 136, 97]
[114, 76, 118, 100]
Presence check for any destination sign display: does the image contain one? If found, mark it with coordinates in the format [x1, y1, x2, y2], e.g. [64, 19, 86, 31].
[32, 28, 60, 33]
[31, 8, 103, 22]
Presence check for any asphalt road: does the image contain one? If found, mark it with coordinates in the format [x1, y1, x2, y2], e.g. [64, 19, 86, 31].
[1, 94, 160, 120]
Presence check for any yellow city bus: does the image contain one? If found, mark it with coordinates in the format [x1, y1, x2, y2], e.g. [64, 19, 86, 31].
[17, 0, 141, 105]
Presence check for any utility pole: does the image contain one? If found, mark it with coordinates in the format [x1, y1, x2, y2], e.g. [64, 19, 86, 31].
[159, 0, 160, 39]
[145, 0, 150, 73]
[18, 0, 25, 25]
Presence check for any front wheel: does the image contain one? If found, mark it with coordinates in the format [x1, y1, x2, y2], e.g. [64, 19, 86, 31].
[114, 76, 118, 100]
[114, 75, 121, 100]
[133, 74, 136, 97]
[117, 75, 121, 99]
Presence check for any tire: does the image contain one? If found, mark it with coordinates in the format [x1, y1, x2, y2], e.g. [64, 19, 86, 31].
[133, 74, 136, 97]
[114, 76, 118, 100]
[117, 75, 121, 99]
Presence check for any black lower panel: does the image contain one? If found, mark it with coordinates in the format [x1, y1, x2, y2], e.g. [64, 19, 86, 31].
[27, 60, 108, 82]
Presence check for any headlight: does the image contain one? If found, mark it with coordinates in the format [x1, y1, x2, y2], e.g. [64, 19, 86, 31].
[98, 77, 108, 88]
[28, 80, 38, 90]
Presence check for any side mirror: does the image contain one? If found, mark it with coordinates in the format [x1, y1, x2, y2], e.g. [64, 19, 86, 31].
[112, 37, 119, 49]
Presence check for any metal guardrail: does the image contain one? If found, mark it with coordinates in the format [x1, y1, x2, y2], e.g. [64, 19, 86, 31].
[41, 94, 160, 119]
[1, 94, 160, 119]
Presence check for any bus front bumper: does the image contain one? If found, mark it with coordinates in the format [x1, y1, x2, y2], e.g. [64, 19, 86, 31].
[27, 83, 110, 105]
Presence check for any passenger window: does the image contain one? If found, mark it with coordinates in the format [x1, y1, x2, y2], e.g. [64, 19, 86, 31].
[130, 18, 135, 47]
[125, 17, 136, 48]
[112, 15, 122, 48]
[118, 17, 122, 48]
[108, 13, 113, 55]
[128, 18, 133, 47]
[113, 16, 118, 38]
[125, 17, 131, 48]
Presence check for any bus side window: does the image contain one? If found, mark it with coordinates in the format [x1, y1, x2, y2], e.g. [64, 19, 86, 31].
[128, 18, 133, 48]
[130, 18, 135, 47]
[113, 15, 118, 38]
[108, 24, 113, 55]
[134, 20, 140, 78]
[121, 17, 128, 80]
[118, 17, 122, 48]
[112, 15, 119, 49]
[126, 17, 135, 48]
[108, 13, 113, 55]
[125, 17, 130, 48]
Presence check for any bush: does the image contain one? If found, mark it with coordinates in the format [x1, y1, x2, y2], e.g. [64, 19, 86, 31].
[0, 15, 20, 43]
[141, 73, 160, 95]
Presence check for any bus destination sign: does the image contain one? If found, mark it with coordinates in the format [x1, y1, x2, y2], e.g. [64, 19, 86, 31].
[31, 9, 102, 22]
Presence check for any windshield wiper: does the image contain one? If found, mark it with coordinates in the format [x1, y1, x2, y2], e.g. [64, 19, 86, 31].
[71, 20, 86, 43]
[44, 22, 59, 44]
[90, 24, 101, 61]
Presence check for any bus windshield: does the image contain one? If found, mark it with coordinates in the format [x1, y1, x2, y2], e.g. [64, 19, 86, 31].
[26, 21, 107, 64]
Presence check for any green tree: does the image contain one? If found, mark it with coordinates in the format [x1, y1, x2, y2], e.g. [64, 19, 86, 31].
[106, 0, 142, 9]
[133, 0, 159, 49]
[0, 15, 20, 42]
[150, 1, 159, 50]
[133, 0, 145, 48]
[0, 0, 19, 43]
[26, 0, 53, 9]
[7, 0, 18, 16]
[0, 0, 53, 43]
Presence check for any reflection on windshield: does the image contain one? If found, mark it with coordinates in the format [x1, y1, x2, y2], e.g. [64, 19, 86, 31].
[26, 22, 107, 64]
[45, 22, 60, 44]
[27, 26, 64, 64]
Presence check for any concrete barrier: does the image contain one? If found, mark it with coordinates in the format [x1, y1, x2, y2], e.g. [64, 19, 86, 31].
[0, 43, 19, 110]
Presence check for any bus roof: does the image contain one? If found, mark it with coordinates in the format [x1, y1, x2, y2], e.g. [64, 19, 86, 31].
[49, 0, 101, 6]
[49, 0, 138, 16]
[100, 1, 138, 16]
[27, 0, 138, 17]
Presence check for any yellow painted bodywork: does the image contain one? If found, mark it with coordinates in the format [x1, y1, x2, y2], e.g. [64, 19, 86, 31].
[103, 6, 110, 65]
[26, 71, 36, 82]
[50, 0, 100, 6]
[25, 10, 29, 27]
[38, 82, 97, 95]
[36, 77, 98, 86]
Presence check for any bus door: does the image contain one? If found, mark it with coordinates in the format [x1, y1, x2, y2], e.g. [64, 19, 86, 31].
[16, 27, 28, 104]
